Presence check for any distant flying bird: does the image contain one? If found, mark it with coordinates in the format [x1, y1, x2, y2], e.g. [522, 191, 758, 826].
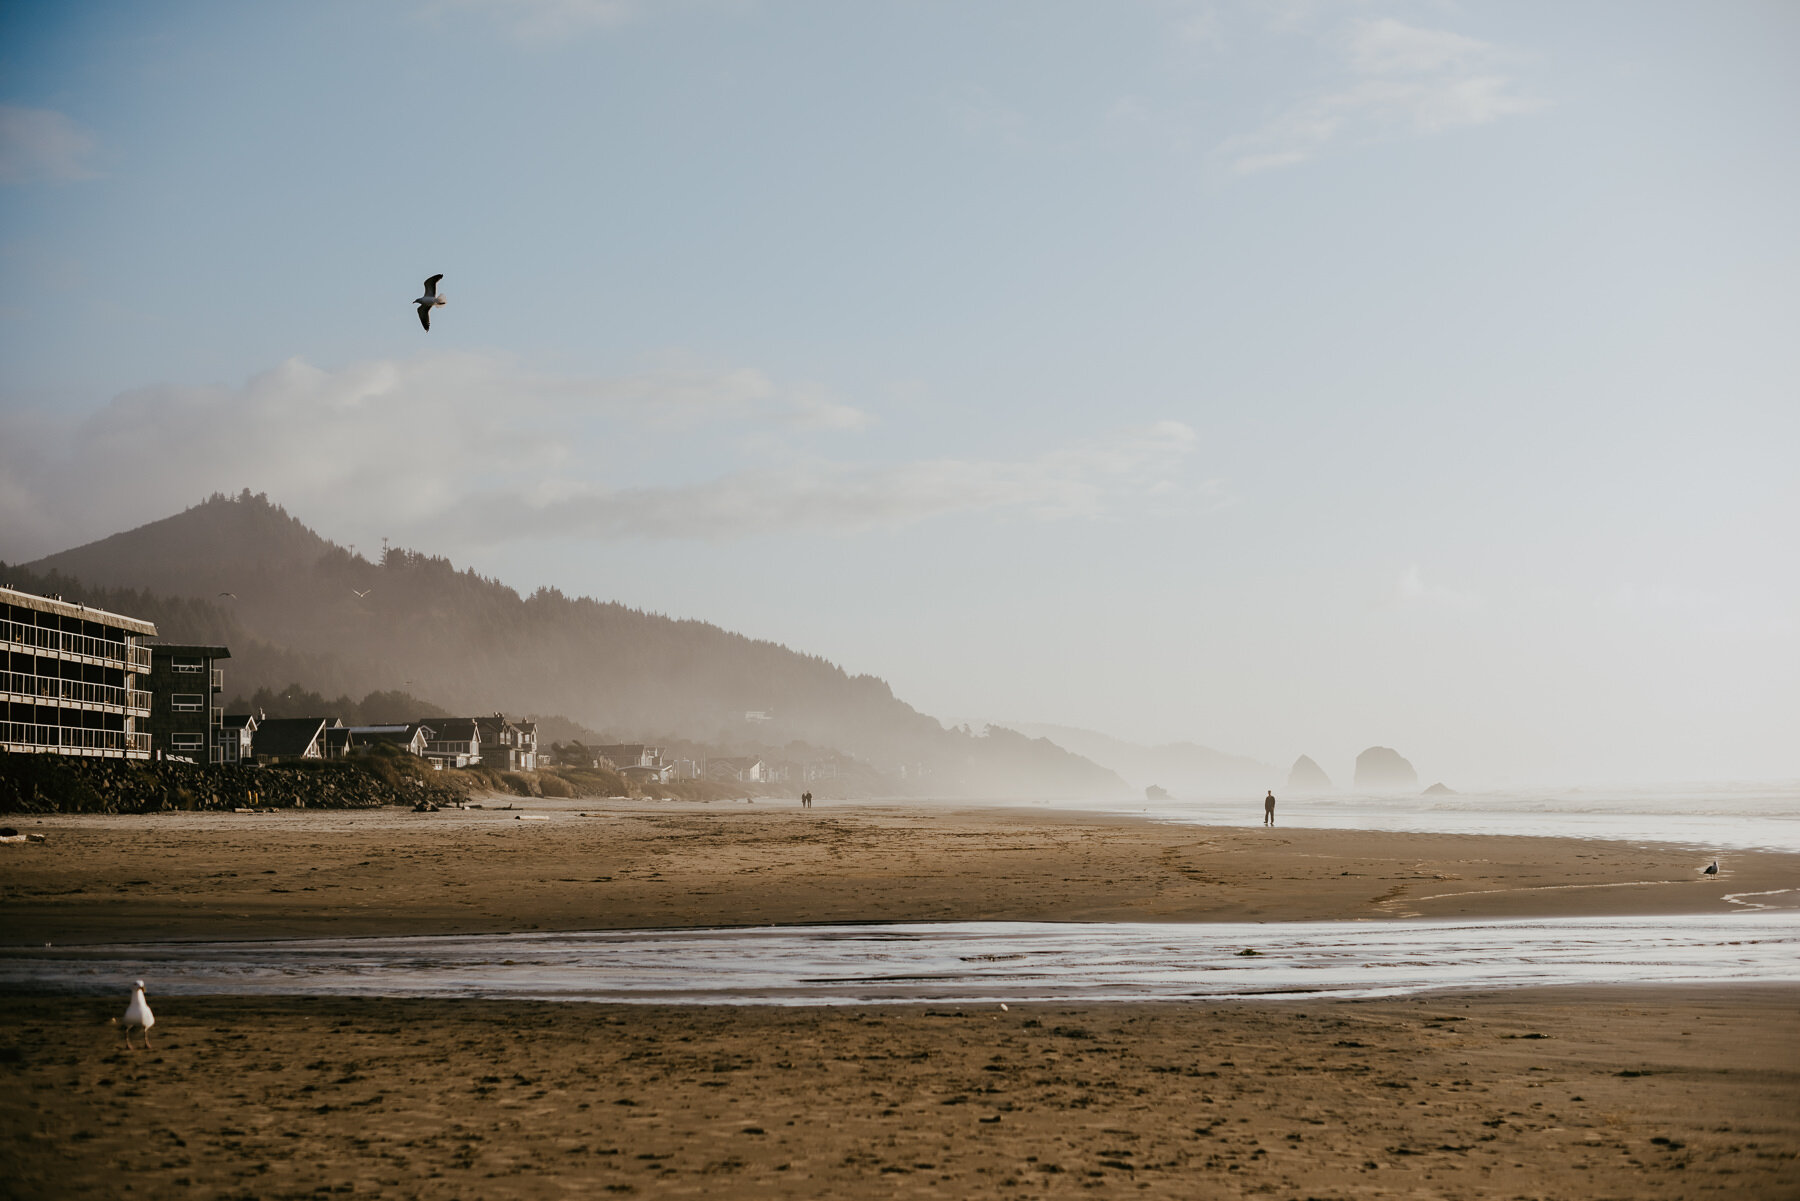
[414, 274, 446, 330]
[1703, 860, 1719, 875]
[352, 588, 373, 599]
[218, 592, 237, 599]
[123, 980, 155, 1050]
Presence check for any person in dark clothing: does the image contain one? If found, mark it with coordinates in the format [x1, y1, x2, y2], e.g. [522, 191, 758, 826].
[1263, 790, 1276, 826]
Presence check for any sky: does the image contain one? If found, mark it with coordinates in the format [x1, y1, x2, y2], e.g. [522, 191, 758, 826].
[1, 0, 1796, 786]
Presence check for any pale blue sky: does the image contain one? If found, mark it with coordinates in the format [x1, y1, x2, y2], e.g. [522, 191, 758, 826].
[2, 1, 1796, 784]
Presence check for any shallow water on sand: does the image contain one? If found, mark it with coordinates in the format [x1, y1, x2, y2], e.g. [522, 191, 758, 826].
[5, 912, 1796, 1005]
[988, 781, 1800, 854]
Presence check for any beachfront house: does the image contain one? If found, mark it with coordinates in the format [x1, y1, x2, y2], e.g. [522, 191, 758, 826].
[348, 723, 434, 757]
[707, 756, 767, 784]
[217, 712, 259, 764]
[423, 718, 481, 768]
[474, 714, 538, 771]
[251, 716, 330, 763]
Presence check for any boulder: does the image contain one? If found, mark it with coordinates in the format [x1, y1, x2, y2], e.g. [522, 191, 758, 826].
[1421, 782, 1457, 796]
[1144, 785, 1170, 800]
[1286, 755, 1332, 792]
[1353, 747, 1418, 790]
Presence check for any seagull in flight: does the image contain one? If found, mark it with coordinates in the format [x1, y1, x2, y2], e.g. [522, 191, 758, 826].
[218, 592, 237, 599]
[352, 588, 373, 599]
[414, 274, 446, 330]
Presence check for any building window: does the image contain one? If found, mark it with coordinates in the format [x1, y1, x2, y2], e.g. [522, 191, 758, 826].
[171, 657, 203, 673]
[171, 733, 204, 749]
[171, 693, 205, 712]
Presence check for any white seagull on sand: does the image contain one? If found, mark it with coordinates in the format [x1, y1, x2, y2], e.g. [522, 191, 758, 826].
[123, 980, 155, 1050]
[414, 274, 446, 330]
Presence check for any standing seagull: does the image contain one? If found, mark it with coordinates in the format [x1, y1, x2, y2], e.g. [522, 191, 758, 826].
[414, 274, 446, 330]
[123, 980, 155, 1050]
[1703, 860, 1719, 875]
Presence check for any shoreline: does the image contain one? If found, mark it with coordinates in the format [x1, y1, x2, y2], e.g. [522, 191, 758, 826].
[3, 801, 1795, 947]
[5, 803, 1796, 1198]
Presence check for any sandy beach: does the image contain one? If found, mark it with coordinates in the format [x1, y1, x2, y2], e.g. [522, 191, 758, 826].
[2, 802, 1796, 1198]
[3, 800, 1792, 945]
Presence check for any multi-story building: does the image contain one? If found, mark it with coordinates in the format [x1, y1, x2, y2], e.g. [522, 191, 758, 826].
[144, 643, 231, 763]
[1, 584, 155, 760]
[474, 714, 526, 770]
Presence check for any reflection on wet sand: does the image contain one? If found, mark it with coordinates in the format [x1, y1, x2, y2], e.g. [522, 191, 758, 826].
[6, 912, 1796, 1004]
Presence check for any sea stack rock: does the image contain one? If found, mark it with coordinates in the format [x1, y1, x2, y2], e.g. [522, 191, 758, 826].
[1421, 782, 1457, 796]
[1287, 755, 1331, 792]
[1353, 746, 1418, 790]
[1145, 784, 1170, 800]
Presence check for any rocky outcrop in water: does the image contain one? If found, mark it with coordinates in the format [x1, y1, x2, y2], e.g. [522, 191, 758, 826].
[1353, 747, 1418, 790]
[1286, 755, 1332, 792]
[1422, 781, 1457, 796]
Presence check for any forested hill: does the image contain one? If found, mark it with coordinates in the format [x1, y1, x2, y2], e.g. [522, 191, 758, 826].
[10, 492, 1125, 797]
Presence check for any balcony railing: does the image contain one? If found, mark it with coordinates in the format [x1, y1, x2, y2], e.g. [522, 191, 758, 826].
[211, 706, 224, 725]
[0, 721, 150, 756]
[0, 618, 151, 672]
[210, 667, 224, 691]
[0, 669, 153, 714]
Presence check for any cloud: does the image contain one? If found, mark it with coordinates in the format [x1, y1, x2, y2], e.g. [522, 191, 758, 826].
[1223, 17, 1545, 174]
[0, 355, 1201, 558]
[430, 420, 1200, 542]
[0, 106, 99, 185]
[426, 0, 635, 40]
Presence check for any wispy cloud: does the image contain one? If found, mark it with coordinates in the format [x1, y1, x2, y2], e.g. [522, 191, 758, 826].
[1223, 17, 1546, 174]
[430, 420, 1198, 542]
[0, 106, 99, 185]
[425, 0, 635, 41]
[0, 355, 1202, 558]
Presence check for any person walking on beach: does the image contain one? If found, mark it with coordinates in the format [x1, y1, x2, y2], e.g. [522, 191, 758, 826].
[1263, 790, 1276, 827]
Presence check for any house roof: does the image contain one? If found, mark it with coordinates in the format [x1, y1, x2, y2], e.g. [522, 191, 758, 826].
[350, 724, 434, 745]
[221, 713, 259, 731]
[251, 717, 327, 758]
[428, 719, 481, 741]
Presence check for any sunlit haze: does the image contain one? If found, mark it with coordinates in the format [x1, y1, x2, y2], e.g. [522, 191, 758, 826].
[2, 1, 1795, 786]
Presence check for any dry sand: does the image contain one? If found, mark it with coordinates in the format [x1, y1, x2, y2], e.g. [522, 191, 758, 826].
[2, 801, 1796, 1198]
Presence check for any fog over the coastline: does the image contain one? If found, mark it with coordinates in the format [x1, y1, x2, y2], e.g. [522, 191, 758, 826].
[2, 2, 1795, 786]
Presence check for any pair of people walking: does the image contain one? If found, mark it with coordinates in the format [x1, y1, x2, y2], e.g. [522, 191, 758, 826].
[800, 791, 813, 809]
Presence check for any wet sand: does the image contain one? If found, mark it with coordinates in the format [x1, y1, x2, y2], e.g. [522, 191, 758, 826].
[2, 989, 1795, 1199]
[2, 802, 1795, 1197]
[2, 800, 1792, 945]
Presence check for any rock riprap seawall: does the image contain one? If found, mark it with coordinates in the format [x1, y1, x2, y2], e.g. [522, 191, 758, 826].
[0, 752, 462, 814]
